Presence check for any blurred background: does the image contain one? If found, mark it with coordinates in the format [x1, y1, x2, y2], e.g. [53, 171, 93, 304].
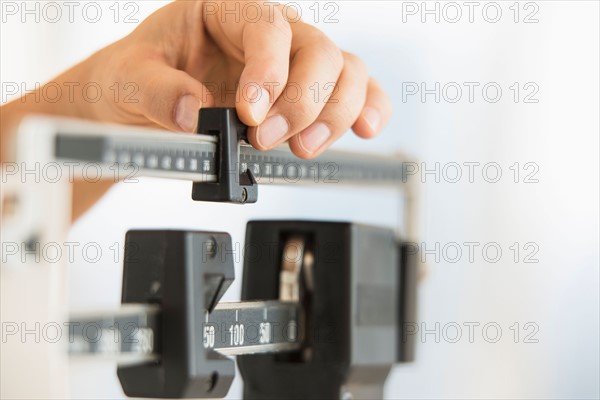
[1, 1, 598, 398]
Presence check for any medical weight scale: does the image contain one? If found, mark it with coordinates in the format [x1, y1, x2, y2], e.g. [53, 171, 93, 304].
[1, 108, 419, 399]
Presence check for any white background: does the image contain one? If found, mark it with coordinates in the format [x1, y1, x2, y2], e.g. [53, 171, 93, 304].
[1, 1, 599, 398]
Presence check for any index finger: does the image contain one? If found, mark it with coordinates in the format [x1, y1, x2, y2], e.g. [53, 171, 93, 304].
[204, 2, 293, 125]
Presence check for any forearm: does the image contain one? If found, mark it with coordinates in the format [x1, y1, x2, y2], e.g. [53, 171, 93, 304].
[0, 43, 127, 161]
[0, 46, 118, 220]
[1, 0, 392, 221]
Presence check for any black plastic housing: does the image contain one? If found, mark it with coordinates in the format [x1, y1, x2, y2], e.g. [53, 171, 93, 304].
[238, 220, 406, 399]
[191, 108, 257, 203]
[117, 230, 235, 398]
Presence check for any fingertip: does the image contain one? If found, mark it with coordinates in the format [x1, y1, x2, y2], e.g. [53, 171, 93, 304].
[249, 85, 272, 125]
[237, 84, 272, 126]
[288, 135, 323, 160]
[246, 125, 268, 151]
[353, 106, 382, 139]
[174, 94, 200, 132]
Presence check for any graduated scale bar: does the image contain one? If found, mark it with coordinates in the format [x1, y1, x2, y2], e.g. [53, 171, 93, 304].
[21, 116, 411, 185]
[68, 301, 301, 365]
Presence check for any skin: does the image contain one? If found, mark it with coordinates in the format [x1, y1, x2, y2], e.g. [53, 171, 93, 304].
[0, 0, 392, 220]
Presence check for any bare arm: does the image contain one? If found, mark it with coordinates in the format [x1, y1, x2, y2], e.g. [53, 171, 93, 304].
[1, 1, 392, 220]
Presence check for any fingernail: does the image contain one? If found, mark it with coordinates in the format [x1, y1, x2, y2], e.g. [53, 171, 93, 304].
[248, 86, 271, 123]
[298, 122, 330, 154]
[257, 115, 289, 148]
[362, 107, 381, 133]
[175, 94, 199, 132]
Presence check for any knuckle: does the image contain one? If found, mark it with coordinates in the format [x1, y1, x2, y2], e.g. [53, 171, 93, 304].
[259, 61, 288, 86]
[288, 99, 320, 129]
[301, 26, 344, 72]
[321, 102, 355, 136]
[146, 97, 167, 125]
[321, 39, 344, 72]
[344, 52, 368, 76]
[142, 78, 163, 115]
[343, 51, 361, 64]
[335, 101, 357, 127]
[260, 11, 292, 39]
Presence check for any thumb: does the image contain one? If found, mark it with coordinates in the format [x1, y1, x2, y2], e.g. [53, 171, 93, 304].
[129, 62, 213, 132]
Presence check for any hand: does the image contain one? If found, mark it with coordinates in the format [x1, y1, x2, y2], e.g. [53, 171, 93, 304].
[0, 0, 394, 220]
[89, 0, 392, 158]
